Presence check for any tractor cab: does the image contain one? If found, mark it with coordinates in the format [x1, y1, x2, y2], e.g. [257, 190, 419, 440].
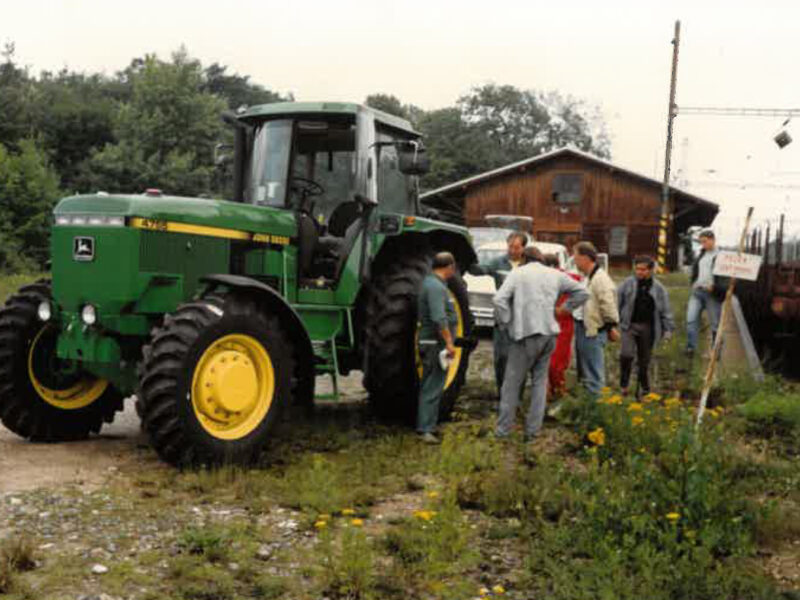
[230, 103, 429, 286]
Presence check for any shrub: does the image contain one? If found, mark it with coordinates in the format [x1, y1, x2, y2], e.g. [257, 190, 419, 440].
[736, 391, 800, 442]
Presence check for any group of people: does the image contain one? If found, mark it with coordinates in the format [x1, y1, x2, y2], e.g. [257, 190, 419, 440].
[415, 229, 722, 444]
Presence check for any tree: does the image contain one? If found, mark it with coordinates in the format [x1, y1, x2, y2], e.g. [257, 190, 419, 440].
[0, 43, 34, 149]
[458, 84, 610, 164]
[29, 70, 117, 191]
[203, 63, 288, 109]
[0, 140, 61, 269]
[365, 94, 408, 119]
[87, 49, 226, 197]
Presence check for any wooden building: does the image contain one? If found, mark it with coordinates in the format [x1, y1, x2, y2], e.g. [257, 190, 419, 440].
[420, 147, 719, 269]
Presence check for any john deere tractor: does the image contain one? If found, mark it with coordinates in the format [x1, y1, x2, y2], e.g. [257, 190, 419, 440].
[0, 102, 476, 466]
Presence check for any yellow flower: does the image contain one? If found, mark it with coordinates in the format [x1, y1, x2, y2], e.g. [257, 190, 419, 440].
[664, 397, 681, 409]
[493, 585, 506, 595]
[666, 512, 680, 522]
[627, 402, 643, 412]
[314, 520, 328, 529]
[587, 427, 606, 446]
[606, 394, 623, 405]
[350, 518, 364, 527]
[413, 510, 436, 521]
[318, 513, 331, 521]
[601, 386, 612, 395]
[631, 416, 645, 426]
[645, 392, 662, 402]
[427, 491, 440, 499]
[479, 588, 490, 597]
[341, 508, 356, 516]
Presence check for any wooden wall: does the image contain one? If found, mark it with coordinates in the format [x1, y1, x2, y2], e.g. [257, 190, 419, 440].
[462, 156, 670, 268]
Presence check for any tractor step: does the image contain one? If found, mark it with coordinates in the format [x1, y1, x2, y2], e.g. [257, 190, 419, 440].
[312, 338, 340, 402]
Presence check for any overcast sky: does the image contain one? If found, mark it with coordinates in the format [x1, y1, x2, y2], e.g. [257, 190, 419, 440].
[5, 0, 800, 244]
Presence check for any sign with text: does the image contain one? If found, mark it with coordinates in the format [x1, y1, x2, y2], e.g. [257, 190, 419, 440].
[713, 251, 763, 281]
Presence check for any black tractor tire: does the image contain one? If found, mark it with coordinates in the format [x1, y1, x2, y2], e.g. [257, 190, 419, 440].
[138, 293, 295, 467]
[0, 280, 124, 441]
[364, 253, 474, 423]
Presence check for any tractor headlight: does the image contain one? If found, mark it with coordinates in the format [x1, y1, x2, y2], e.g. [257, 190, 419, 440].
[37, 301, 52, 322]
[81, 304, 97, 326]
[55, 215, 125, 227]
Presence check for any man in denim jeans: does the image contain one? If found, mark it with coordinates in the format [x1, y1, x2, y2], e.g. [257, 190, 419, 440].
[572, 242, 620, 395]
[686, 230, 721, 357]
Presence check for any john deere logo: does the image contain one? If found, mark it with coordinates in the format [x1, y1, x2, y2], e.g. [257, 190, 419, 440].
[73, 237, 95, 262]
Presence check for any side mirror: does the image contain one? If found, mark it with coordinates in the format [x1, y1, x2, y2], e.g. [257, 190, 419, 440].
[214, 143, 234, 167]
[398, 144, 430, 176]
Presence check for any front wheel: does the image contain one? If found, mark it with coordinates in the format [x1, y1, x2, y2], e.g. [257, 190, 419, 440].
[138, 294, 294, 467]
[0, 281, 123, 441]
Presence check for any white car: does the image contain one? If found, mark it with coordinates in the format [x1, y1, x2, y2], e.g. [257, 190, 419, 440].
[464, 240, 571, 328]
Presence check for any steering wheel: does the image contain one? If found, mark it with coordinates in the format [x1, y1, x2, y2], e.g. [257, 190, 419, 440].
[289, 176, 324, 199]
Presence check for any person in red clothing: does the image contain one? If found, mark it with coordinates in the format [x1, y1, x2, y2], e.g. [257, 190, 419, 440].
[543, 254, 582, 399]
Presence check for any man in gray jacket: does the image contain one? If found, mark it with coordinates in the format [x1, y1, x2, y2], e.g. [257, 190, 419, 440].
[493, 247, 589, 441]
[617, 255, 675, 396]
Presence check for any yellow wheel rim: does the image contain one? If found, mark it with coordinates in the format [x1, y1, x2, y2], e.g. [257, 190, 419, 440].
[27, 327, 108, 410]
[191, 334, 275, 440]
[416, 289, 466, 391]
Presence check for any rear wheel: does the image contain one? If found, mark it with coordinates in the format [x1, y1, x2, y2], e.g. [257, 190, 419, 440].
[0, 281, 123, 441]
[138, 293, 294, 467]
[364, 253, 473, 422]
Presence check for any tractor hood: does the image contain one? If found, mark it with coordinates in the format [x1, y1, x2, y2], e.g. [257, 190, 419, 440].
[53, 193, 296, 238]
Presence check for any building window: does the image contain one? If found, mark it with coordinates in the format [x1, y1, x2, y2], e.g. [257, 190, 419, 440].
[609, 226, 628, 256]
[552, 173, 583, 204]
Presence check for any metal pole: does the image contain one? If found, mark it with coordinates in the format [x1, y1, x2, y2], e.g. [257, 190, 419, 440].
[696, 207, 754, 427]
[658, 20, 681, 273]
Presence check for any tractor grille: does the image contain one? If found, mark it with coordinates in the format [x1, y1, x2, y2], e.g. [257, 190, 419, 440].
[139, 230, 229, 280]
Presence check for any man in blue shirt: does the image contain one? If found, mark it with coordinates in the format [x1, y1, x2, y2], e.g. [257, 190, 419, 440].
[469, 231, 528, 394]
[417, 252, 458, 444]
[493, 247, 589, 441]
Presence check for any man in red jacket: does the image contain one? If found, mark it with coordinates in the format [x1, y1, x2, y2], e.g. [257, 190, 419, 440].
[542, 254, 581, 399]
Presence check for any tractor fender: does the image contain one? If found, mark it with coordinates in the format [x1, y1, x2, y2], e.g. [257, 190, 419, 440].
[199, 274, 314, 401]
[373, 230, 478, 274]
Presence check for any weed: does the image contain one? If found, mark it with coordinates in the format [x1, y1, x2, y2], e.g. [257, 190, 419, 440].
[736, 390, 800, 444]
[317, 524, 376, 599]
[177, 526, 230, 563]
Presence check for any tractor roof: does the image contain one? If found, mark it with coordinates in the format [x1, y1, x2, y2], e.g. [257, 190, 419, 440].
[238, 101, 419, 136]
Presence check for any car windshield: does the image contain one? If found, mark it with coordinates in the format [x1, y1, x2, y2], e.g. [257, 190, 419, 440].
[477, 248, 507, 264]
[469, 227, 515, 248]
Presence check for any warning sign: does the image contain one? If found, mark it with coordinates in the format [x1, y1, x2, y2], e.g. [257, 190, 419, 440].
[713, 251, 763, 281]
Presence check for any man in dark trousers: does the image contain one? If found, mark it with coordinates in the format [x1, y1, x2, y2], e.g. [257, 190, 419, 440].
[617, 255, 675, 396]
[416, 252, 458, 444]
[469, 231, 528, 394]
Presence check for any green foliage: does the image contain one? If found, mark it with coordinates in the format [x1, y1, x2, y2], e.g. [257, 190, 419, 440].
[317, 525, 377, 599]
[736, 390, 800, 444]
[0, 536, 37, 596]
[364, 93, 409, 119]
[87, 49, 226, 197]
[176, 526, 231, 563]
[0, 140, 62, 269]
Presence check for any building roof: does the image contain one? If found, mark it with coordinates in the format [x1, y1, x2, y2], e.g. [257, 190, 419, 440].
[420, 146, 719, 223]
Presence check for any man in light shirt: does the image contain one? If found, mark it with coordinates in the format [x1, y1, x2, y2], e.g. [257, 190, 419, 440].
[493, 247, 589, 441]
[469, 231, 528, 395]
[686, 230, 721, 357]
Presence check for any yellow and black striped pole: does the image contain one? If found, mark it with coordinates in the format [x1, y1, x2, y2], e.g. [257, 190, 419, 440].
[658, 20, 681, 274]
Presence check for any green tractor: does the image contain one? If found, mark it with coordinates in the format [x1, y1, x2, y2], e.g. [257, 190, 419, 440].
[0, 102, 477, 466]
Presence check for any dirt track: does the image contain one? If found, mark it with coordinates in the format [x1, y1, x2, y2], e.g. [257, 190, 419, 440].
[0, 370, 373, 494]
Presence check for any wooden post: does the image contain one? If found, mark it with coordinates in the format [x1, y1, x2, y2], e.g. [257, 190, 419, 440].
[696, 207, 754, 427]
[658, 20, 681, 273]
